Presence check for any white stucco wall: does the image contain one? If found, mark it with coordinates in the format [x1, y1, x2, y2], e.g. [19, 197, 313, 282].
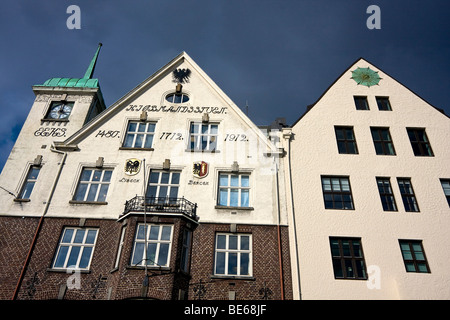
[285, 58, 450, 299]
[0, 53, 287, 229]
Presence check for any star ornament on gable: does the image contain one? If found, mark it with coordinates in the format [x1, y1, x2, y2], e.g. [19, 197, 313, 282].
[351, 67, 381, 87]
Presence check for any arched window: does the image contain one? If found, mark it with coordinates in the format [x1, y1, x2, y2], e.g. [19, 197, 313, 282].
[165, 93, 189, 104]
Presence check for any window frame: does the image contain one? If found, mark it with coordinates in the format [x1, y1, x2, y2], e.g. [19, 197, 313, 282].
[73, 168, 113, 203]
[130, 223, 174, 268]
[145, 170, 181, 203]
[354, 96, 369, 110]
[406, 128, 434, 157]
[370, 127, 396, 155]
[214, 233, 252, 277]
[321, 176, 355, 210]
[376, 96, 392, 111]
[329, 237, 367, 280]
[376, 177, 398, 211]
[121, 120, 156, 150]
[165, 92, 189, 104]
[52, 227, 98, 270]
[334, 126, 358, 154]
[440, 179, 450, 207]
[17, 165, 41, 200]
[114, 226, 127, 269]
[180, 229, 192, 273]
[399, 240, 430, 273]
[188, 122, 219, 152]
[217, 172, 251, 208]
[397, 178, 419, 212]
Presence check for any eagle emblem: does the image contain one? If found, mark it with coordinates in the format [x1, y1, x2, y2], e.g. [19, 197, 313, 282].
[193, 161, 208, 179]
[172, 68, 191, 84]
[124, 158, 141, 176]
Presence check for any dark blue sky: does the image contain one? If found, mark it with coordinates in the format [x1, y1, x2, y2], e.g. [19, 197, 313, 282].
[0, 0, 449, 171]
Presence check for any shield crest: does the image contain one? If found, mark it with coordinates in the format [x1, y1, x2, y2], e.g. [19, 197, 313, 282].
[193, 161, 208, 179]
[124, 158, 141, 176]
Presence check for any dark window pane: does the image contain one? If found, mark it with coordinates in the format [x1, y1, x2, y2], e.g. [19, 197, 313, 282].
[333, 259, 343, 278]
[215, 252, 225, 274]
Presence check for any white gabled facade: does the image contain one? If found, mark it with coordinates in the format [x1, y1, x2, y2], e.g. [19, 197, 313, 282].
[0, 52, 285, 225]
[0, 50, 292, 300]
[283, 58, 450, 299]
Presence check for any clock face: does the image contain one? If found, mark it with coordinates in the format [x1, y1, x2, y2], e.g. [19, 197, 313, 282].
[47, 101, 74, 119]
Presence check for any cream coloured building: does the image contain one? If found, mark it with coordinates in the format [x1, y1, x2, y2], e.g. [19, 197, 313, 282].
[0, 47, 292, 300]
[282, 58, 450, 299]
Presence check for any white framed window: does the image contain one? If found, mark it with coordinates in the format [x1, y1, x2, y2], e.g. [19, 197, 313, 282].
[218, 173, 250, 207]
[114, 226, 127, 269]
[131, 224, 173, 267]
[146, 170, 180, 201]
[166, 92, 189, 104]
[74, 168, 113, 202]
[123, 121, 156, 149]
[18, 166, 40, 200]
[53, 227, 98, 270]
[214, 233, 252, 277]
[189, 122, 218, 152]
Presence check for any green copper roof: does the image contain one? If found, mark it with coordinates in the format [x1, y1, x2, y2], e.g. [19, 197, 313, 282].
[36, 43, 103, 89]
[40, 77, 100, 88]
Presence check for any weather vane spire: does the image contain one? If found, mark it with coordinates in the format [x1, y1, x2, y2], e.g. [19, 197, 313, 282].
[83, 43, 102, 79]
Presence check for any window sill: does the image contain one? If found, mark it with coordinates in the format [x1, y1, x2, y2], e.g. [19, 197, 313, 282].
[119, 147, 154, 151]
[215, 206, 254, 211]
[69, 200, 108, 205]
[47, 268, 91, 274]
[210, 275, 255, 281]
[126, 265, 171, 271]
[41, 118, 70, 122]
[185, 149, 220, 153]
[14, 198, 30, 203]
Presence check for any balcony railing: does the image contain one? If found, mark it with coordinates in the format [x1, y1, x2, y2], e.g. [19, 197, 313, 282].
[123, 196, 198, 220]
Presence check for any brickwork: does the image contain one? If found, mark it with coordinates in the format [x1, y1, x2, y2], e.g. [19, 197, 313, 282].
[189, 223, 292, 300]
[3, 214, 196, 300]
[0, 216, 40, 300]
[1, 214, 292, 300]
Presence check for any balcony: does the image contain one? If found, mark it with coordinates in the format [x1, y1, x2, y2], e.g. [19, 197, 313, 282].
[122, 196, 198, 221]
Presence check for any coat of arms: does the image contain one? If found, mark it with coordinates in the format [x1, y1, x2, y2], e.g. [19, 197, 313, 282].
[193, 161, 208, 179]
[124, 158, 141, 176]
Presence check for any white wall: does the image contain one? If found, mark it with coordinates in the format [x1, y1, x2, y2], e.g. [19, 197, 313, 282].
[286, 58, 450, 299]
[0, 54, 287, 230]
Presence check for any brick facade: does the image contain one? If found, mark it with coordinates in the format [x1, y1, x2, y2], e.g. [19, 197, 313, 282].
[1, 215, 292, 300]
[189, 223, 292, 300]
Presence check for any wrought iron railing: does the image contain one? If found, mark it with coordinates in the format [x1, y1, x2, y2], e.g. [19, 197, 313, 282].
[123, 196, 197, 220]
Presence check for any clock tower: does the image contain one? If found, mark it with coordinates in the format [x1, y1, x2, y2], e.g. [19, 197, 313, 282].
[24, 43, 106, 147]
[0, 44, 106, 199]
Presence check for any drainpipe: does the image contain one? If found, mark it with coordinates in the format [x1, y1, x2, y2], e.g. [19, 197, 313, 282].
[275, 161, 285, 300]
[11, 144, 67, 300]
[284, 130, 302, 300]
